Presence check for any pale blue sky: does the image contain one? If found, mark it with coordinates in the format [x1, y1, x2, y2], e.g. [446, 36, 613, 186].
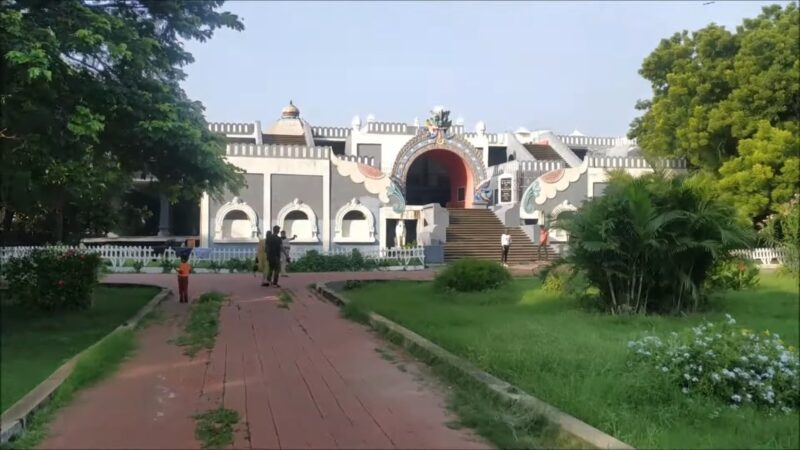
[181, 0, 786, 137]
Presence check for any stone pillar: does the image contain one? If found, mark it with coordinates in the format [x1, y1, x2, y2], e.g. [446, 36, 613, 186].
[157, 194, 171, 237]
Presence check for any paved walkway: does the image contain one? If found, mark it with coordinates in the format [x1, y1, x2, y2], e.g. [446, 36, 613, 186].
[40, 271, 489, 449]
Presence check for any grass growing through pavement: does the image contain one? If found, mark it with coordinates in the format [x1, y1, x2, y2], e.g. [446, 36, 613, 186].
[2, 329, 137, 450]
[0, 285, 158, 412]
[277, 290, 293, 309]
[175, 292, 226, 357]
[193, 407, 240, 449]
[342, 272, 800, 449]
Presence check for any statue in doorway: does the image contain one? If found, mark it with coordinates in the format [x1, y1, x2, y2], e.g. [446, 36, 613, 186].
[395, 220, 406, 248]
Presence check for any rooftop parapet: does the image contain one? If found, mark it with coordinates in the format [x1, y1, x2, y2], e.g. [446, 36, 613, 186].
[311, 126, 352, 139]
[488, 160, 565, 177]
[586, 156, 687, 169]
[558, 135, 637, 148]
[225, 143, 331, 159]
[333, 154, 377, 167]
[208, 122, 256, 135]
[366, 122, 411, 134]
[463, 132, 506, 144]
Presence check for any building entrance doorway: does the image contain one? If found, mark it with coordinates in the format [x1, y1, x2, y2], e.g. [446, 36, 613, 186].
[405, 149, 472, 208]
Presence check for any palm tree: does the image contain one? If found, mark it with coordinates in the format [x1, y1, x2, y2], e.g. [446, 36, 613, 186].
[559, 171, 752, 314]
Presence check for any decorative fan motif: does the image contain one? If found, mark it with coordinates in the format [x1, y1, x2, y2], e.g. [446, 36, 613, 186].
[358, 163, 384, 180]
[332, 155, 406, 213]
[540, 169, 565, 184]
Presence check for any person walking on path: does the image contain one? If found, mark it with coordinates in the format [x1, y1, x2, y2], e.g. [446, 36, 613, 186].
[537, 224, 550, 261]
[257, 231, 271, 286]
[500, 229, 511, 266]
[265, 225, 283, 287]
[176, 255, 191, 303]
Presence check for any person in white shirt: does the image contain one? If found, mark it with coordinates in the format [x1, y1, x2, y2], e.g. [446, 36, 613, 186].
[279, 230, 297, 276]
[500, 229, 512, 265]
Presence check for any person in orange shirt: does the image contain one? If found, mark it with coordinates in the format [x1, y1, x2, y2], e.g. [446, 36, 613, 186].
[177, 255, 191, 303]
[537, 224, 550, 261]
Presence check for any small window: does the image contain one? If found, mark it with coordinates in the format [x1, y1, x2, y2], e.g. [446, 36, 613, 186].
[342, 210, 367, 239]
[333, 200, 375, 243]
[284, 210, 311, 240]
[222, 210, 251, 239]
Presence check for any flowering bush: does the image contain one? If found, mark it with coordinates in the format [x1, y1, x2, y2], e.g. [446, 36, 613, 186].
[2, 249, 103, 311]
[628, 315, 799, 413]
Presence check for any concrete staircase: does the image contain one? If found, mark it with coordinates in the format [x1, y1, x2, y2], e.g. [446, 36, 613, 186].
[444, 208, 557, 264]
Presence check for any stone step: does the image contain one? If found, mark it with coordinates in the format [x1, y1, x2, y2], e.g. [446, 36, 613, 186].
[443, 208, 548, 264]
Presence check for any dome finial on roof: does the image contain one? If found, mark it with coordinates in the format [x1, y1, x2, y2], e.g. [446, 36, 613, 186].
[281, 100, 300, 119]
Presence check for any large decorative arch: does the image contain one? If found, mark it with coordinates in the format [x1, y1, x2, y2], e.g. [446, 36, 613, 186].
[334, 198, 376, 243]
[214, 197, 259, 241]
[391, 132, 488, 192]
[276, 198, 319, 243]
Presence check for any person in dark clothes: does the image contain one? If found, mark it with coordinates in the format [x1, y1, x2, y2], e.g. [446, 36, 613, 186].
[265, 225, 283, 287]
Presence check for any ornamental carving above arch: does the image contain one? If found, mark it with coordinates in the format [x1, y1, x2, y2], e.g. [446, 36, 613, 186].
[390, 131, 487, 190]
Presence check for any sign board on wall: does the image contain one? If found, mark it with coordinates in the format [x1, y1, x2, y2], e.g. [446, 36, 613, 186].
[499, 175, 514, 204]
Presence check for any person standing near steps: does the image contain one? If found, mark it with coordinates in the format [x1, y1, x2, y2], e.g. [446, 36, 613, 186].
[537, 224, 550, 261]
[500, 229, 511, 266]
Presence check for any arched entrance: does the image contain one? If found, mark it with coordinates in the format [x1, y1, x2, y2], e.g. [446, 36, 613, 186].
[405, 149, 473, 208]
[392, 131, 487, 209]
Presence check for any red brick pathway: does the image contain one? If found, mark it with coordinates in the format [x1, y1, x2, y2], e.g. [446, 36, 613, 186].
[39, 271, 490, 449]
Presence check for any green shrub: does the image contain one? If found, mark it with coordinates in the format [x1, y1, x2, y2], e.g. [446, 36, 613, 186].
[224, 258, 253, 273]
[208, 260, 222, 273]
[160, 259, 176, 274]
[434, 258, 511, 292]
[707, 257, 760, 291]
[537, 258, 567, 282]
[559, 171, 753, 314]
[2, 249, 103, 312]
[543, 263, 574, 293]
[628, 315, 799, 413]
[132, 261, 144, 273]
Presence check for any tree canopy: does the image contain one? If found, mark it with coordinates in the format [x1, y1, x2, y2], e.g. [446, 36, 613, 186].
[629, 2, 799, 224]
[1, 0, 245, 243]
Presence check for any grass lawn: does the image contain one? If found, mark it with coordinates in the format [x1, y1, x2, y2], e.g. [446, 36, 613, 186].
[0, 285, 159, 412]
[342, 272, 800, 449]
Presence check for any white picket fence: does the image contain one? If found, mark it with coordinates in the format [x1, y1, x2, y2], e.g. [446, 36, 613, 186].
[0, 245, 426, 271]
[731, 247, 788, 267]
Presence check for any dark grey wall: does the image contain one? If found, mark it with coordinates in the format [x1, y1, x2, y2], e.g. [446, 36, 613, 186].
[270, 174, 323, 229]
[209, 173, 264, 241]
[593, 182, 609, 197]
[357, 144, 382, 168]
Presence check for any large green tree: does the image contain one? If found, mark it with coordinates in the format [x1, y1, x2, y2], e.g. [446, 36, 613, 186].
[0, 0, 245, 243]
[629, 3, 799, 224]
